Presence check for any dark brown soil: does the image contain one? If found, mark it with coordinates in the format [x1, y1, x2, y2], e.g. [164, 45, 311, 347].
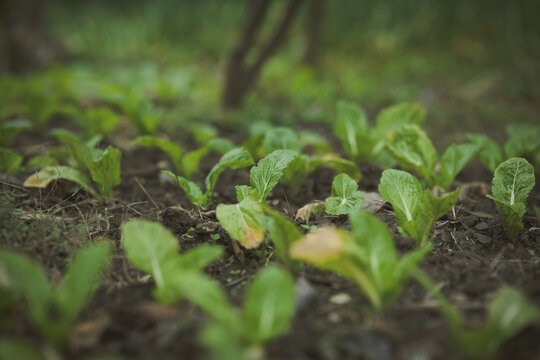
[1, 130, 539, 360]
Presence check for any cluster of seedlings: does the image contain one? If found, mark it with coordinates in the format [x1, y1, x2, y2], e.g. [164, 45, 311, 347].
[1, 86, 539, 360]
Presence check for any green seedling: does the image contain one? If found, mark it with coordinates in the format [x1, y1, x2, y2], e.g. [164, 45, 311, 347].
[163, 147, 254, 209]
[217, 150, 297, 248]
[467, 123, 540, 173]
[415, 271, 540, 359]
[122, 219, 224, 305]
[0, 243, 111, 350]
[486, 158, 535, 241]
[58, 105, 120, 138]
[386, 124, 480, 190]
[190, 266, 296, 360]
[134, 135, 234, 179]
[24, 133, 122, 201]
[334, 101, 425, 167]
[0, 338, 44, 360]
[291, 211, 431, 309]
[379, 169, 459, 246]
[325, 173, 364, 215]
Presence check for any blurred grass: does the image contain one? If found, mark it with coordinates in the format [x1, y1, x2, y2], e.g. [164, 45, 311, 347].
[3, 0, 538, 148]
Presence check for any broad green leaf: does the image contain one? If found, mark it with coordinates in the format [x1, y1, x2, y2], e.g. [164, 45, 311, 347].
[204, 147, 254, 196]
[0, 148, 23, 174]
[170, 245, 223, 272]
[320, 156, 362, 181]
[386, 125, 438, 184]
[298, 130, 332, 154]
[487, 158, 535, 241]
[169, 272, 237, 327]
[162, 170, 204, 207]
[250, 150, 297, 201]
[375, 102, 425, 134]
[466, 133, 504, 172]
[0, 119, 31, 147]
[91, 145, 121, 199]
[200, 323, 244, 360]
[242, 266, 296, 344]
[216, 199, 265, 249]
[182, 139, 235, 179]
[0, 251, 52, 330]
[458, 288, 540, 358]
[134, 136, 183, 173]
[325, 173, 364, 215]
[424, 189, 459, 220]
[23, 166, 99, 199]
[0, 339, 44, 360]
[379, 169, 422, 222]
[334, 101, 370, 161]
[262, 127, 300, 154]
[281, 154, 309, 194]
[235, 185, 256, 202]
[437, 143, 480, 190]
[122, 220, 179, 291]
[83, 107, 120, 136]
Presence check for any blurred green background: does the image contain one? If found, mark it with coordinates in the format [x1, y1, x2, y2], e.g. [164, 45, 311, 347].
[2, 0, 540, 146]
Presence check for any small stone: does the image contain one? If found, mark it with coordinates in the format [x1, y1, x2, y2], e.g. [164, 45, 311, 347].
[477, 234, 491, 245]
[330, 292, 351, 305]
[328, 312, 341, 323]
[475, 222, 488, 230]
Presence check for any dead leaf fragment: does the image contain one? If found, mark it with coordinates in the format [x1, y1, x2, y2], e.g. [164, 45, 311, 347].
[290, 227, 345, 263]
[295, 201, 326, 223]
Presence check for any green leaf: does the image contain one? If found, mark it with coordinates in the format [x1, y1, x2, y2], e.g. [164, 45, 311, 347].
[0, 251, 52, 331]
[162, 170, 205, 207]
[0, 148, 23, 174]
[437, 143, 480, 190]
[375, 102, 425, 134]
[325, 173, 364, 215]
[204, 147, 254, 196]
[466, 133, 504, 173]
[250, 150, 297, 201]
[182, 139, 235, 179]
[386, 125, 438, 185]
[216, 199, 265, 249]
[23, 166, 99, 199]
[83, 107, 120, 137]
[51, 243, 111, 347]
[458, 288, 540, 358]
[91, 146, 122, 199]
[122, 220, 179, 294]
[334, 101, 370, 161]
[235, 185, 256, 202]
[242, 266, 296, 344]
[379, 169, 422, 223]
[321, 157, 362, 181]
[281, 154, 309, 194]
[487, 158, 535, 241]
[171, 245, 223, 272]
[169, 272, 237, 327]
[134, 136, 183, 174]
[261, 207, 302, 272]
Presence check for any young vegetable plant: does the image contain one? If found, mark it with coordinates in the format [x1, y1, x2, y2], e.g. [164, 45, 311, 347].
[386, 124, 480, 190]
[0, 243, 111, 350]
[244, 125, 360, 194]
[0, 148, 23, 174]
[325, 173, 364, 215]
[467, 123, 540, 172]
[0, 119, 32, 147]
[379, 169, 459, 246]
[24, 129, 122, 201]
[163, 147, 254, 209]
[486, 157, 535, 241]
[133, 135, 234, 179]
[414, 272, 540, 359]
[291, 210, 432, 309]
[121, 220, 295, 360]
[334, 101, 425, 167]
[217, 150, 297, 248]
[121, 219, 224, 305]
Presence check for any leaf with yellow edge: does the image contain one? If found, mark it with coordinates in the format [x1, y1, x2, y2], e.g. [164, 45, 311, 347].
[216, 199, 265, 249]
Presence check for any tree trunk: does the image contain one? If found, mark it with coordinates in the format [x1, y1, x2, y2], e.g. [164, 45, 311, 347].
[302, 0, 323, 65]
[222, 0, 304, 110]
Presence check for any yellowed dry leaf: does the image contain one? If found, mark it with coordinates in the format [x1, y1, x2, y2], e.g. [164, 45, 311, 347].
[290, 227, 346, 264]
[295, 201, 326, 223]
